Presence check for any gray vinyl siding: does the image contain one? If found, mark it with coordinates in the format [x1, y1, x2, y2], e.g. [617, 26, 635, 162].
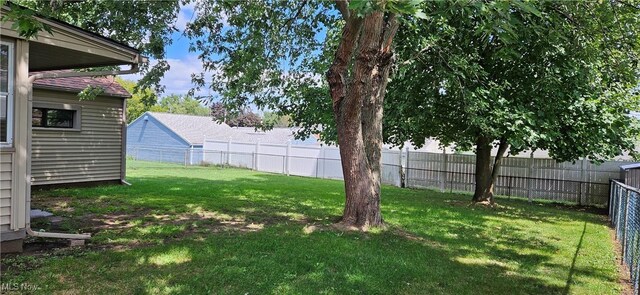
[625, 169, 640, 188]
[31, 89, 125, 185]
[0, 151, 11, 231]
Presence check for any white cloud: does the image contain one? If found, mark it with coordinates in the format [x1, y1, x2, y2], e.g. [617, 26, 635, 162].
[120, 54, 212, 97]
[163, 55, 208, 95]
[174, 2, 196, 32]
[175, 1, 229, 31]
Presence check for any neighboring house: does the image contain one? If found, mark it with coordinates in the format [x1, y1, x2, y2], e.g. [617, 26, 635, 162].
[1, 4, 144, 252]
[127, 112, 235, 164]
[31, 75, 130, 186]
[126, 112, 319, 164]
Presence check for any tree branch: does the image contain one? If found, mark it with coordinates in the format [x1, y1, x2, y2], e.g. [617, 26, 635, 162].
[614, 0, 640, 10]
[335, 0, 350, 21]
[400, 45, 431, 66]
[326, 16, 364, 111]
[490, 137, 509, 184]
[282, 0, 308, 34]
[381, 14, 398, 54]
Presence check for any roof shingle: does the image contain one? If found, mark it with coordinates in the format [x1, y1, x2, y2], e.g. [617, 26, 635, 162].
[143, 112, 318, 146]
[33, 73, 131, 98]
[147, 112, 235, 145]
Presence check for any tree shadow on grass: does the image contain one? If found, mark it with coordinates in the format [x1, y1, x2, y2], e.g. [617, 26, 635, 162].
[11, 225, 568, 295]
[24, 172, 617, 294]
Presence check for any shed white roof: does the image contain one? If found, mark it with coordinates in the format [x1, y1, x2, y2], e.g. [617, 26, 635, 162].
[144, 112, 318, 146]
[147, 112, 235, 146]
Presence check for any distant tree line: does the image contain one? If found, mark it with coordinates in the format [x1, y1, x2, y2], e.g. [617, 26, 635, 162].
[117, 78, 291, 127]
[209, 102, 290, 128]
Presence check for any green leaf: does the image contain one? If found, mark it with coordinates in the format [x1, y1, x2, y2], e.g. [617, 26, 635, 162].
[414, 9, 427, 20]
[511, 0, 542, 18]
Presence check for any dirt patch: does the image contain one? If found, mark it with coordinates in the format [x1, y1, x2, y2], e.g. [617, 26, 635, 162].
[33, 196, 76, 213]
[610, 228, 635, 295]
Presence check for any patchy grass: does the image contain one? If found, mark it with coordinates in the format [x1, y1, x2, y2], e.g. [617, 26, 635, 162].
[1, 160, 622, 294]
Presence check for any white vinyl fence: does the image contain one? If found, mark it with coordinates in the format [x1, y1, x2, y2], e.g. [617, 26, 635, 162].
[202, 139, 403, 187]
[128, 139, 635, 206]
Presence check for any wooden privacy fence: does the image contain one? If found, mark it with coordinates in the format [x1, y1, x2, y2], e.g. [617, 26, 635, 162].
[406, 151, 629, 206]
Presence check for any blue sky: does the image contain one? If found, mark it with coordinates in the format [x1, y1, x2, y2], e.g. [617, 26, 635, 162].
[121, 3, 328, 102]
[122, 3, 207, 97]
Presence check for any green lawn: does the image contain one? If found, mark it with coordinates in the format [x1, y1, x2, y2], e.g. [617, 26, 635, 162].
[1, 160, 622, 294]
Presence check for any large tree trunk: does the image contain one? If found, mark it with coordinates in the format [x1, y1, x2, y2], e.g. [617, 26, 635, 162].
[472, 136, 509, 204]
[326, 7, 398, 229]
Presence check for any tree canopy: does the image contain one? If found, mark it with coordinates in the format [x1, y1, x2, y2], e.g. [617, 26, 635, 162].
[115, 78, 158, 123]
[5, 0, 639, 210]
[8, 0, 181, 94]
[156, 94, 211, 116]
[385, 1, 640, 202]
[210, 102, 262, 127]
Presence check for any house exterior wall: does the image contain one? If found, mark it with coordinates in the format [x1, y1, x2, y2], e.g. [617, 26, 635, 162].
[1, 38, 29, 241]
[126, 114, 191, 163]
[0, 151, 12, 232]
[1, 6, 141, 247]
[30, 89, 125, 185]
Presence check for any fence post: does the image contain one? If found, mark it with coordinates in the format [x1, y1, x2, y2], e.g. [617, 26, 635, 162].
[254, 141, 260, 171]
[321, 145, 326, 179]
[609, 179, 614, 218]
[226, 139, 231, 165]
[579, 157, 586, 205]
[617, 186, 625, 238]
[184, 149, 188, 167]
[286, 141, 291, 176]
[405, 147, 410, 187]
[398, 149, 403, 187]
[527, 151, 534, 202]
[315, 147, 320, 178]
[440, 149, 447, 192]
[622, 188, 630, 264]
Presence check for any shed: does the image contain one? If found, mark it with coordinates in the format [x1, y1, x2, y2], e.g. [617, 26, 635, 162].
[126, 112, 235, 164]
[31, 75, 130, 186]
[620, 163, 640, 188]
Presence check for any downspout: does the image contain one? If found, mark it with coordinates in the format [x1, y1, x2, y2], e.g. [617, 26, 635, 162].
[121, 94, 131, 186]
[25, 61, 143, 240]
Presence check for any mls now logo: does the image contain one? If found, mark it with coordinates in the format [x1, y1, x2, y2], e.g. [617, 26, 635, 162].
[1, 282, 39, 292]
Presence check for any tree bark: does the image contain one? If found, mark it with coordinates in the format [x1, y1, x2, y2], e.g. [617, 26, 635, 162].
[473, 136, 493, 202]
[326, 8, 399, 229]
[487, 138, 509, 198]
[472, 136, 509, 204]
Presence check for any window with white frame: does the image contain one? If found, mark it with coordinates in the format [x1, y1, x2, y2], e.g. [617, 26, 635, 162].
[0, 41, 14, 145]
